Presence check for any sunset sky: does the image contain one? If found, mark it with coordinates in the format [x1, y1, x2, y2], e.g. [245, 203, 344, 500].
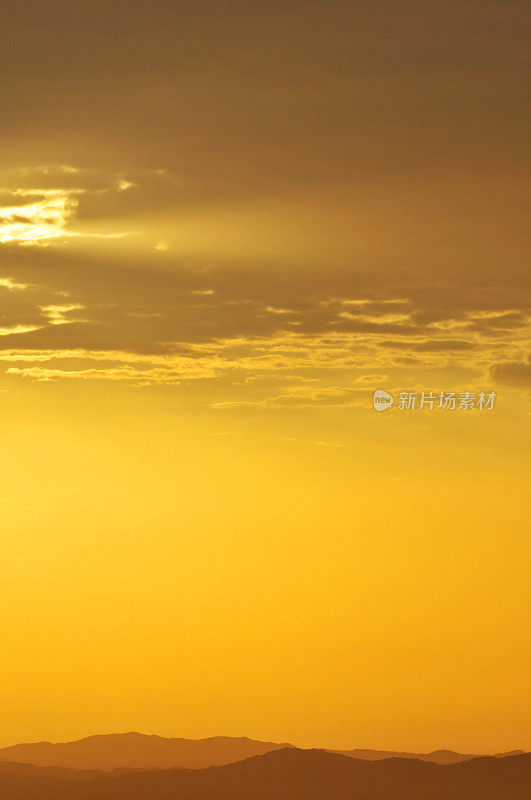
[1, 1, 529, 753]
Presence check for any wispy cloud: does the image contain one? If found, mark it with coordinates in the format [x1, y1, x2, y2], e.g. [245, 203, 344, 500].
[0, 324, 42, 336]
[40, 304, 85, 326]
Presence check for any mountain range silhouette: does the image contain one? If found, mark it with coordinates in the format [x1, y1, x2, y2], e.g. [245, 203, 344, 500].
[0, 748, 528, 799]
[0, 735, 528, 799]
[0, 732, 524, 771]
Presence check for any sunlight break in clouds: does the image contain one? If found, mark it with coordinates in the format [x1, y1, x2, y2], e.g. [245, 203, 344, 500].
[0, 189, 81, 245]
[0, 170, 135, 245]
[0, 277, 29, 290]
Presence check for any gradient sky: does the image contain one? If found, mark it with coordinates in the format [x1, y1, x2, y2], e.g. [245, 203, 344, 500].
[1, 1, 529, 752]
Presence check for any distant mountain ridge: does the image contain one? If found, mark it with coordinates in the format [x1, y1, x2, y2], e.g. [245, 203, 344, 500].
[0, 732, 523, 771]
[0, 748, 529, 800]
[330, 747, 526, 765]
[0, 732, 294, 771]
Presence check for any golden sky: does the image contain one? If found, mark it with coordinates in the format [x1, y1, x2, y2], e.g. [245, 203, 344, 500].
[0, 1, 529, 752]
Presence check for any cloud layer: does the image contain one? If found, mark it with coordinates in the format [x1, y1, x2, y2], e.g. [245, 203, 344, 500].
[0, 2, 529, 399]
